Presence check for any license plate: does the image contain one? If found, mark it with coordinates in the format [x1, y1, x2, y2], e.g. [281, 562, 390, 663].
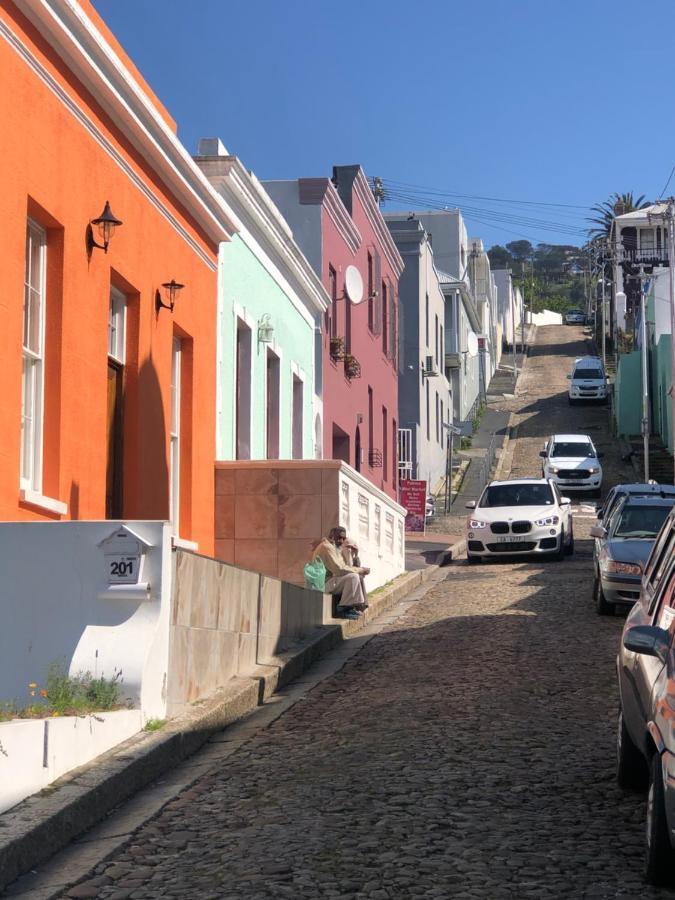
[495, 536, 520, 543]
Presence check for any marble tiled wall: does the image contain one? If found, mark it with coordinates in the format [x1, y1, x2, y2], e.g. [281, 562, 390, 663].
[168, 549, 325, 714]
[215, 461, 342, 584]
[214, 460, 406, 590]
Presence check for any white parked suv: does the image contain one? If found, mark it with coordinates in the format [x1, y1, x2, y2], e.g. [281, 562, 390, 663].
[540, 433, 603, 497]
[567, 356, 607, 404]
[465, 478, 574, 563]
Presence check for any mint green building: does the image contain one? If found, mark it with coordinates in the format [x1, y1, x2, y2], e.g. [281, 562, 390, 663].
[196, 140, 328, 461]
[614, 279, 673, 454]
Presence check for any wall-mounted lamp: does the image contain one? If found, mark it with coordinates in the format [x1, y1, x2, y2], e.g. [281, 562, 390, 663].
[155, 280, 184, 313]
[258, 314, 274, 343]
[86, 201, 122, 255]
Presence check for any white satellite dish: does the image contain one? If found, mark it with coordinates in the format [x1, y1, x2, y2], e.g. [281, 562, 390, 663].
[344, 265, 364, 304]
[467, 331, 479, 358]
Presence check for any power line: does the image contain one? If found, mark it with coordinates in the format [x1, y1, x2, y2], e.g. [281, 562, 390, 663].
[381, 189, 586, 236]
[658, 165, 675, 200]
[375, 177, 591, 211]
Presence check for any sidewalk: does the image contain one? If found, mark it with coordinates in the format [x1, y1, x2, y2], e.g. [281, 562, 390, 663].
[427, 326, 534, 534]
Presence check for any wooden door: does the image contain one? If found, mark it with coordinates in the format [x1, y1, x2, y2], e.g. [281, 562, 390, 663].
[106, 362, 123, 518]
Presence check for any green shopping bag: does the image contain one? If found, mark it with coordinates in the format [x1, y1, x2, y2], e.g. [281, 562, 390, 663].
[304, 556, 326, 591]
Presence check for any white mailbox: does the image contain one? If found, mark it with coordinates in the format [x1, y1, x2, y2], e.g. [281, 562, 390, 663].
[98, 526, 153, 600]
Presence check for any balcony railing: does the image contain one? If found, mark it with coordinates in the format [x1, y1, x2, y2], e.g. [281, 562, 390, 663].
[618, 246, 670, 266]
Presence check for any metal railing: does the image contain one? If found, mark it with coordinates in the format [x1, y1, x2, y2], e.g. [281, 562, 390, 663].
[618, 247, 669, 265]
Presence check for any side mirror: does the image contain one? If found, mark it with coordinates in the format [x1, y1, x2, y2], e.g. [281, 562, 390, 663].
[623, 625, 670, 662]
[589, 525, 606, 538]
[559, 497, 571, 506]
[465, 500, 476, 509]
[597, 508, 605, 520]
[539, 450, 547, 458]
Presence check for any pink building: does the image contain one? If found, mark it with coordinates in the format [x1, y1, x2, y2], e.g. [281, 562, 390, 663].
[266, 166, 404, 501]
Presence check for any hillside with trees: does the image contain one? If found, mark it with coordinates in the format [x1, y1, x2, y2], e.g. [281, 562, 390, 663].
[487, 240, 587, 314]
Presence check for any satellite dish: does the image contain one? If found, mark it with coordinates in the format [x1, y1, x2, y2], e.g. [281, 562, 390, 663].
[467, 332, 479, 358]
[344, 265, 364, 304]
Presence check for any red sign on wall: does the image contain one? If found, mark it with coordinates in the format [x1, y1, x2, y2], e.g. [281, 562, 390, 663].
[400, 479, 427, 533]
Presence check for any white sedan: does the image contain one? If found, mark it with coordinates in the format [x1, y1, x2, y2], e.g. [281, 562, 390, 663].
[465, 478, 573, 563]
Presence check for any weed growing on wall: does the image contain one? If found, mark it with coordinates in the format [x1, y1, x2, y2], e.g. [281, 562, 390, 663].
[0, 661, 129, 720]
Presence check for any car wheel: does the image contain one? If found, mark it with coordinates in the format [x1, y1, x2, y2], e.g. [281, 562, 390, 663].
[645, 752, 675, 885]
[466, 553, 481, 565]
[594, 575, 614, 615]
[555, 529, 565, 561]
[617, 710, 648, 790]
[564, 525, 574, 555]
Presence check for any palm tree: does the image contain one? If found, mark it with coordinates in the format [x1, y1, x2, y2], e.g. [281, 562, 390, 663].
[587, 192, 650, 240]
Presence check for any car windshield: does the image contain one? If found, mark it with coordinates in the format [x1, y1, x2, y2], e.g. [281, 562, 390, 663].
[613, 506, 671, 539]
[573, 368, 603, 380]
[551, 442, 594, 458]
[480, 484, 554, 507]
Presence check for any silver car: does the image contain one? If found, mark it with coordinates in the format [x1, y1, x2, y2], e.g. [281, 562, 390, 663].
[598, 483, 675, 525]
[564, 309, 586, 325]
[616, 507, 675, 884]
[591, 495, 675, 615]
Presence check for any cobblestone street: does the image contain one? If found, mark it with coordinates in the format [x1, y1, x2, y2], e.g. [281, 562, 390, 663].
[51, 326, 670, 899]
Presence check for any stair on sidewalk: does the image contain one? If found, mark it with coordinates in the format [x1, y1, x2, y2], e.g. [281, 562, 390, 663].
[627, 436, 674, 484]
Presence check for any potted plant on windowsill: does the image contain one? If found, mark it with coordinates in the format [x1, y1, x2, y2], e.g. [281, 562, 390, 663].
[329, 336, 345, 361]
[343, 354, 361, 379]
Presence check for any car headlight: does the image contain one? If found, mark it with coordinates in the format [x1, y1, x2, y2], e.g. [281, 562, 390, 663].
[534, 515, 560, 526]
[588, 466, 600, 474]
[468, 519, 487, 529]
[601, 560, 642, 576]
[548, 466, 560, 474]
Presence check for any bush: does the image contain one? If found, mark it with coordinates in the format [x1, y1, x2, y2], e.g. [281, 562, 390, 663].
[4, 660, 128, 719]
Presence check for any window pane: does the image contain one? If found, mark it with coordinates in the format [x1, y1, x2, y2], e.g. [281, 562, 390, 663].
[21, 357, 35, 482]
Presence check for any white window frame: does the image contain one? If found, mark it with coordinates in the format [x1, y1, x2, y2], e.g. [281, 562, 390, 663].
[169, 338, 181, 534]
[108, 286, 126, 364]
[21, 220, 47, 493]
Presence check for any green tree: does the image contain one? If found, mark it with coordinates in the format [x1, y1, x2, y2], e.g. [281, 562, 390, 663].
[487, 244, 512, 269]
[587, 192, 650, 240]
[505, 240, 533, 275]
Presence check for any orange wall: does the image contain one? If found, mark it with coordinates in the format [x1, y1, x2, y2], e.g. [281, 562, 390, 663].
[0, 3, 219, 552]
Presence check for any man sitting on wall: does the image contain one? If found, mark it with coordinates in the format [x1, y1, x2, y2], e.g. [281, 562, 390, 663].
[313, 527, 370, 620]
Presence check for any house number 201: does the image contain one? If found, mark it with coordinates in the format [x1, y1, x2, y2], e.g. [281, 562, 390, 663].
[110, 560, 133, 577]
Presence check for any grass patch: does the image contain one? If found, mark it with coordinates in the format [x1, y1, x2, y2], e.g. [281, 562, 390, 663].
[143, 718, 166, 732]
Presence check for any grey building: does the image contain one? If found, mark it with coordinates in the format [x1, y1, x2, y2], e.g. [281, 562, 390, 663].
[386, 217, 452, 491]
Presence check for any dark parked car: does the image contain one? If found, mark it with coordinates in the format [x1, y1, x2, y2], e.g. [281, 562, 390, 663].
[564, 309, 586, 325]
[591, 495, 675, 615]
[616, 506, 675, 884]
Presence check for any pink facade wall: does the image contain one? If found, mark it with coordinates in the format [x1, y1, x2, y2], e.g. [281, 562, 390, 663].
[320, 180, 401, 500]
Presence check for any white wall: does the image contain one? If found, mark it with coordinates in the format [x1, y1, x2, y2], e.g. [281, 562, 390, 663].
[338, 467, 406, 589]
[529, 310, 562, 326]
[0, 521, 172, 720]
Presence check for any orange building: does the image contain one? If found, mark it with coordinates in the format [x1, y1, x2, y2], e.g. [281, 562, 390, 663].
[0, 0, 236, 552]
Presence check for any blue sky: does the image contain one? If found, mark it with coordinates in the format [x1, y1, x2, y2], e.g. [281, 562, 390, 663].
[93, 0, 675, 249]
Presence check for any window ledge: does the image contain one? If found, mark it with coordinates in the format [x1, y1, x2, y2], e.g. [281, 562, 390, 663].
[172, 535, 199, 552]
[19, 488, 67, 516]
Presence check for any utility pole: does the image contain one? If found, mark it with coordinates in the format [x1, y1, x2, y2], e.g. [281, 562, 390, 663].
[639, 269, 651, 483]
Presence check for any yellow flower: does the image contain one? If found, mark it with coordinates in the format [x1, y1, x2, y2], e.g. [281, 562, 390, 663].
[28, 682, 37, 689]
[52, 712, 60, 717]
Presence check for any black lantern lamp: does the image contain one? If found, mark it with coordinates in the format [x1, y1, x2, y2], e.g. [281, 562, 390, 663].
[86, 201, 122, 255]
[155, 280, 185, 313]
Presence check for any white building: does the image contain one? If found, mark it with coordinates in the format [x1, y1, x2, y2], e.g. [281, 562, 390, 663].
[386, 217, 453, 490]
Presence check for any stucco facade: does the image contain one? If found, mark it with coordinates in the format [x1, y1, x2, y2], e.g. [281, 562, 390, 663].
[194, 142, 328, 465]
[386, 217, 453, 489]
[265, 167, 404, 501]
[0, 0, 234, 552]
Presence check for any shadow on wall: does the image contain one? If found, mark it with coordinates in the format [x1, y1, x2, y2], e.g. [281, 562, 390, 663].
[126, 357, 170, 520]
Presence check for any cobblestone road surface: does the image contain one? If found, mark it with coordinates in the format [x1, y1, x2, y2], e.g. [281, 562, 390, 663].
[59, 327, 670, 898]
